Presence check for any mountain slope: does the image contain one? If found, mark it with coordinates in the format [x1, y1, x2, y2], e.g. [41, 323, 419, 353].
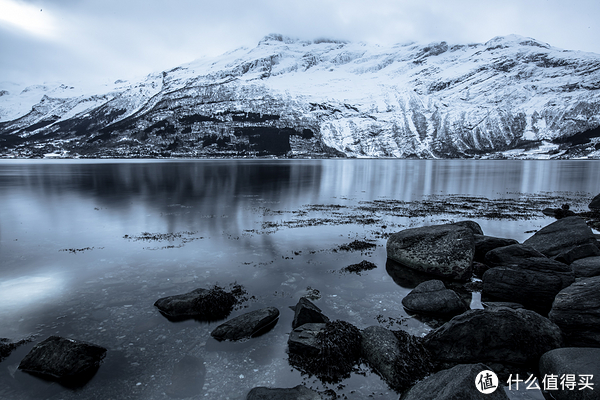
[1, 34, 600, 159]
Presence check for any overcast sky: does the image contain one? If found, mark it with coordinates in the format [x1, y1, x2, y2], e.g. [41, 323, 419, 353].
[1, 0, 600, 87]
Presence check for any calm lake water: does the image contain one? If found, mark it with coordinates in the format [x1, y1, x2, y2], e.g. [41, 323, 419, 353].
[0, 159, 598, 400]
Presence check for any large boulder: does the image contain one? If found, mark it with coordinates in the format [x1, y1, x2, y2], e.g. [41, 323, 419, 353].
[485, 244, 547, 266]
[401, 280, 467, 319]
[554, 243, 600, 265]
[473, 234, 519, 263]
[401, 363, 509, 400]
[571, 256, 600, 278]
[360, 326, 432, 391]
[386, 223, 476, 281]
[246, 385, 322, 400]
[425, 308, 563, 367]
[154, 287, 237, 321]
[18, 336, 107, 386]
[482, 258, 574, 314]
[292, 297, 329, 329]
[548, 276, 600, 347]
[523, 217, 597, 257]
[589, 193, 600, 211]
[211, 307, 279, 341]
[538, 348, 600, 400]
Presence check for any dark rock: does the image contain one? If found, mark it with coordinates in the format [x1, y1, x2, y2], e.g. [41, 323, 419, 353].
[288, 323, 326, 355]
[361, 326, 433, 390]
[246, 385, 322, 400]
[523, 216, 597, 257]
[451, 220, 484, 235]
[571, 256, 600, 278]
[401, 363, 509, 400]
[292, 298, 329, 329]
[288, 320, 362, 383]
[539, 347, 600, 400]
[425, 308, 563, 366]
[401, 280, 467, 318]
[548, 276, 600, 347]
[555, 243, 600, 265]
[482, 258, 575, 313]
[589, 193, 600, 210]
[485, 244, 546, 267]
[18, 336, 107, 386]
[473, 234, 519, 263]
[472, 261, 491, 278]
[482, 301, 524, 310]
[154, 286, 237, 321]
[166, 355, 206, 398]
[342, 260, 377, 274]
[482, 244, 575, 313]
[542, 204, 576, 219]
[211, 307, 279, 341]
[386, 223, 476, 281]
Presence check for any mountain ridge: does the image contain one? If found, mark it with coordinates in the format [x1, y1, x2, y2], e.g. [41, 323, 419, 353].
[1, 34, 599, 159]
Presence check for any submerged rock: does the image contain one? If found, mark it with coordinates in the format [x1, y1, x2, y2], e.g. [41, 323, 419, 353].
[386, 223, 476, 281]
[154, 286, 237, 321]
[166, 355, 206, 398]
[523, 216, 597, 257]
[211, 307, 280, 341]
[548, 276, 600, 347]
[425, 308, 563, 367]
[342, 260, 377, 274]
[288, 320, 362, 383]
[0, 337, 30, 362]
[539, 347, 600, 400]
[18, 336, 107, 386]
[292, 297, 329, 329]
[361, 326, 433, 390]
[401, 280, 467, 318]
[401, 363, 509, 400]
[246, 385, 322, 400]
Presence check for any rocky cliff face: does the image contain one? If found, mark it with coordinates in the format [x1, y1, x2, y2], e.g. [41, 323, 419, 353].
[1, 34, 599, 159]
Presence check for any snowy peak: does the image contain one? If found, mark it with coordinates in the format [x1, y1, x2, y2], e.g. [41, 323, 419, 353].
[1, 35, 600, 159]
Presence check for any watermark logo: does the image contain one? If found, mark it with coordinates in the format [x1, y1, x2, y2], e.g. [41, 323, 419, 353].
[475, 370, 499, 394]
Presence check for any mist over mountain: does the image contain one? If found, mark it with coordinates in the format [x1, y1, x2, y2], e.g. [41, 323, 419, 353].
[1, 34, 599, 159]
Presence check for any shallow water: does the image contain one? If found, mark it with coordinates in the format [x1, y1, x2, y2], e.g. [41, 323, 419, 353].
[0, 159, 598, 399]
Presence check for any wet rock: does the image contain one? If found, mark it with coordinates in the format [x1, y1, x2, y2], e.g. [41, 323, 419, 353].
[482, 244, 575, 313]
[482, 301, 524, 310]
[523, 216, 597, 257]
[401, 280, 467, 318]
[542, 204, 576, 219]
[555, 243, 600, 265]
[589, 193, 600, 211]
[154, 286, 237, 321]
[425, 308, 563, 366]
[548, 276, 600, 347]
[571, 256, 600, 278]
[288, 320, 362, 383]
[482, 261, 574, 314]
[485, 244, 546, 266]
[18, 336, 107, 386]
[246, 385, 322, 400]
[211, 307, 279, 341]
[288, 323, 326, 355]
[166, 355, 206, 398]
[539, 347, 600, 400]
[473, 234, 519, 263]
[401, 363, 509, 400]
[292, 297, 329, 329]
[386, 223, 475, 281]
[361, 326, 433, 391]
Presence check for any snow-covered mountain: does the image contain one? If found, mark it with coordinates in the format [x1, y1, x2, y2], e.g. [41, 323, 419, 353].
[1, 34, 600, 159]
